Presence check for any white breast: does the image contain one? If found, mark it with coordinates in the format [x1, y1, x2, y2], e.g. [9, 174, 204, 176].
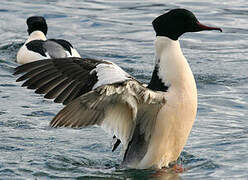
[136, 36, 198, 169]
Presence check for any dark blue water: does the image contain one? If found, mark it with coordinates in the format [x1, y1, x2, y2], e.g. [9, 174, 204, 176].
[1, 0, 248, 179]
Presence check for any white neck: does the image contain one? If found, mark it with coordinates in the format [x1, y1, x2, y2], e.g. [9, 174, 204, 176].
[155, 36, 196, 90]
[25, 31, 47, 44]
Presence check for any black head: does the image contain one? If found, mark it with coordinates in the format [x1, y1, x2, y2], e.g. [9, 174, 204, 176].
[152, 9, 222, 40]
[26, 16, 48, 35]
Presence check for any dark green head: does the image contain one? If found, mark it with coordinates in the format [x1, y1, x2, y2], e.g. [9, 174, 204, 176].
[26, 16, 48, 35]
[152, 9, 222, 40]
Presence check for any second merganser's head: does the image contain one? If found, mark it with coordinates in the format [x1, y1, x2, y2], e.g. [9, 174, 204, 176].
[26, 16, 48, 35]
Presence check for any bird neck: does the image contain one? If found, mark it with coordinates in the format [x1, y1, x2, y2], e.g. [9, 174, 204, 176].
[148, 36, 196, 91]
[25, 31, 47, 44]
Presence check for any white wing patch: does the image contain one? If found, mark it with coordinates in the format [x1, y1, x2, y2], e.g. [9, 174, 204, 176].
[91, 61, 132, 89]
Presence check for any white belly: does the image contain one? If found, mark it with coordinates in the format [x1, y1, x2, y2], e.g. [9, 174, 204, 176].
[137, 86, 197, 169]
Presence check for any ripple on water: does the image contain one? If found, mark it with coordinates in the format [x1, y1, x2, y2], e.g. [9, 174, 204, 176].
[0, 42, 23, 62]
[22, 110, 55, 117]
[1, 0, 248, 179]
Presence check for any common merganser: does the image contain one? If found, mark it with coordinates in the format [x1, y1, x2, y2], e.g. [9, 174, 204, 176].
[16, 16, 81, 64]
[14, 9, 222, 169]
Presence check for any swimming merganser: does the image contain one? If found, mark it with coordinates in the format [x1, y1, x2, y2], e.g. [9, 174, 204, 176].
[14, 9, 222, 169]
[16, 16, 81, 64]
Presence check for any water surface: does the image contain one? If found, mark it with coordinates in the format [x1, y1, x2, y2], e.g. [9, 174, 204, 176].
[0, 0, 248, 179]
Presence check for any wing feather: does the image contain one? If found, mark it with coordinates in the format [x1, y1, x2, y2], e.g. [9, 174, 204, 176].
[54, 81, 79, 103]
[16, 63, 53, 82]
[14, 58, 167, 148]
[50, 81, 166, 146]
[14, 60, 52, 75]
[14, 58, 102, 104]
[44, 78, 72, 99]
[35, 75, 67, 94]
[22, 69, 58, 88]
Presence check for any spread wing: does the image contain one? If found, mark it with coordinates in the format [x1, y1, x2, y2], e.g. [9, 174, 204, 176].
[14, 57, 105, 105]
[14, 57, 166, 147]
